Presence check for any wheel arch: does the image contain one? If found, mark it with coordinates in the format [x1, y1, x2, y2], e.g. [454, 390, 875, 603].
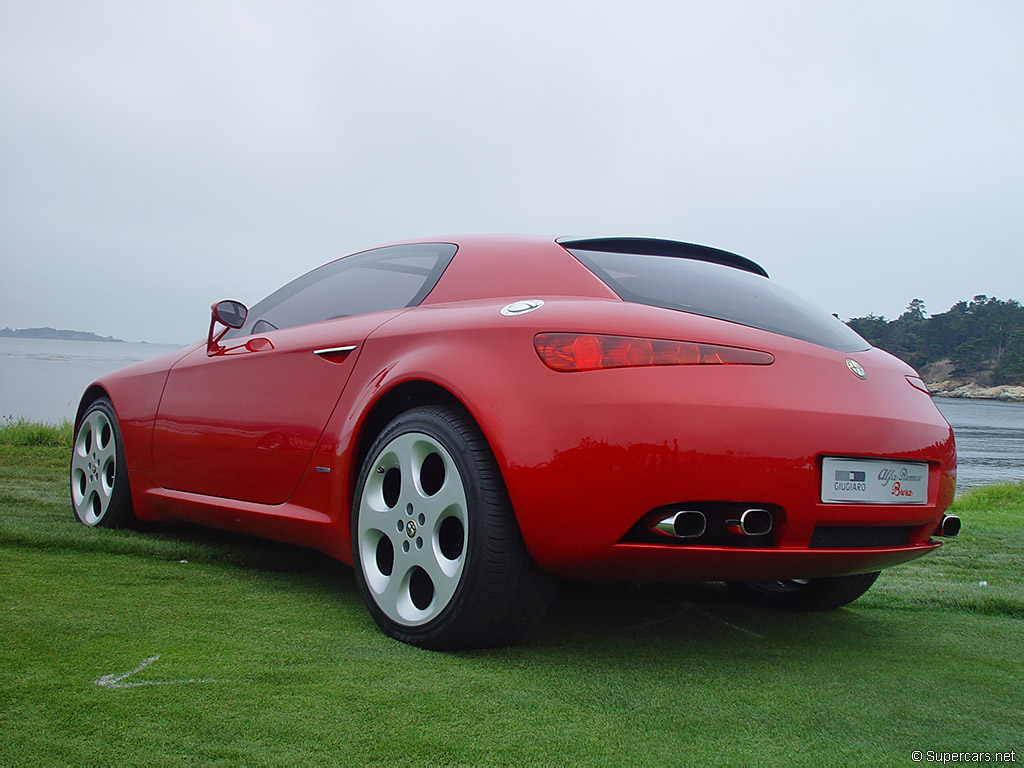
[331, 325, 554, 565]
[350, 379, 472, 498]
[74, 384, 112, 430]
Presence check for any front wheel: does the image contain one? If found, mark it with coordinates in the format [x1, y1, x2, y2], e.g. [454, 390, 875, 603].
[726, 572, 880, 611]
[69, 397, 136, 528]
[352, 405, 555, 650]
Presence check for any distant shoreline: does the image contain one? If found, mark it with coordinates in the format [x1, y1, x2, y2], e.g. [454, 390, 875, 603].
[2, 327, 1020, 400]
[930, 386, 1024, 403]
[0, 327, 126, 343]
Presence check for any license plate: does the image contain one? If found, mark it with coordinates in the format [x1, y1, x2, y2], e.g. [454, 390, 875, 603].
[821, 457, 929, 504]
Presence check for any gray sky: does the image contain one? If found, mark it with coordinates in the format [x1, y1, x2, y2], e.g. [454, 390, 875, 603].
[2, 0, 1022, 344]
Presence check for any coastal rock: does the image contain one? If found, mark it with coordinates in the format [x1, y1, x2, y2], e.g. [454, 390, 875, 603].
[928, 380, 1024, 402]
[919, 357, 1024, 401]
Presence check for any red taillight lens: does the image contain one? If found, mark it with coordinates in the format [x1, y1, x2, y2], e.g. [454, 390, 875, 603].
[534, 333, 775, 372]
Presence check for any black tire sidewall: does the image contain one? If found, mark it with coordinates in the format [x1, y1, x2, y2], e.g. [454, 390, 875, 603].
[351, 405, 518, 649]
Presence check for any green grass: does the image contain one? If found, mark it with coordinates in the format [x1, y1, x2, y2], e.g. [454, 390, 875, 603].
[1, 445, 1021, 766]
[0, 417, 73, 448]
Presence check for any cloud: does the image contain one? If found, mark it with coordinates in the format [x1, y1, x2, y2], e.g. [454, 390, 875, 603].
[2, 0, 1022, 341]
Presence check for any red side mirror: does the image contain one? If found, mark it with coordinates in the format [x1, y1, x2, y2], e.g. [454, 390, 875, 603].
[207, 299, 248, 355]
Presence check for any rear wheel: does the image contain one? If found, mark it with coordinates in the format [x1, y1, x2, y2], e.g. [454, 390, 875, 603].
[352, 405, 555, 650]
[726, 572, 880, 611]
[70, 398, 136, 528]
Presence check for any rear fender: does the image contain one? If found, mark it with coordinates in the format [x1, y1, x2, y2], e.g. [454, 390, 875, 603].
[306, 324, 544, 563]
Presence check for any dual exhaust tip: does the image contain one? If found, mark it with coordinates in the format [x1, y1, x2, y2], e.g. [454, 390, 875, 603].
[654, 508, 773, 539]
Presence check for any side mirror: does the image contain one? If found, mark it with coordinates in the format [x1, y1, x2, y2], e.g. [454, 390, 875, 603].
[207, 299, 248, 355]
[212, 300, 247, 329]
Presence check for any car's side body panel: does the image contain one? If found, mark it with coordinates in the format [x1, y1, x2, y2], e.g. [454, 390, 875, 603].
[151, 310, 403, 505]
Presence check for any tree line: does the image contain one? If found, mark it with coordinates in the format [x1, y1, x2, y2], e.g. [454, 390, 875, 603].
[846, 296, 1024, 385]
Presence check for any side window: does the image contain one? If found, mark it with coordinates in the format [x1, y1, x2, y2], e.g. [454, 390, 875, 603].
[225, 243, 456, 338]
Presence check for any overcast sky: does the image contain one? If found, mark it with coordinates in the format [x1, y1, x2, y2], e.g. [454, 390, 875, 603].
[2, 1, 1022, 344]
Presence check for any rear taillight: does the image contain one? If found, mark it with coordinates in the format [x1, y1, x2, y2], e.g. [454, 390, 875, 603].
[534, 333, 775, 372]
[906, 375, 931, 394]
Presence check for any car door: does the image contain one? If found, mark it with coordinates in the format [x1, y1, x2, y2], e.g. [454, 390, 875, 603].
[152, 243, 456, 505]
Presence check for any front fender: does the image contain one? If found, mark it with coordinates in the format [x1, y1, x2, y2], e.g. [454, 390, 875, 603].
[74, 344, 196, 472]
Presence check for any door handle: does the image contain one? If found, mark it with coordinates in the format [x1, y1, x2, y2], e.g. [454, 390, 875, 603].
[313, 345, 357, 363]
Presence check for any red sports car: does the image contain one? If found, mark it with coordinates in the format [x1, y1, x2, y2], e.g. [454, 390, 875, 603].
[70, 236, 958, 649]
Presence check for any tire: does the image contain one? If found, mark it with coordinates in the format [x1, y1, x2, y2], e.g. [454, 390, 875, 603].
[726, 572, 880, 611]
[69, 397, 137, 528]
[351, 405, 556, 650]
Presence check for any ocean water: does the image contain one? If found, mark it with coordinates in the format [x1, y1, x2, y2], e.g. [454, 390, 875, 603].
[1, 337, 1021, 491]
[934, 397, 1024, 491]
[0, 337, 188, 423]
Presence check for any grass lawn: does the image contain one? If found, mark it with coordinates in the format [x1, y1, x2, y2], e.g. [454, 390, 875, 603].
[1, 431, 1021, 765]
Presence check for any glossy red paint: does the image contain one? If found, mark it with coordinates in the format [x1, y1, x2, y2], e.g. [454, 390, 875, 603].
[80, 235, 956, 582]
[152, 311, 401, 504]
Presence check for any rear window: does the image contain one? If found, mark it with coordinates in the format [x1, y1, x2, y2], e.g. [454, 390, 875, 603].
[567, 247, 868, 353]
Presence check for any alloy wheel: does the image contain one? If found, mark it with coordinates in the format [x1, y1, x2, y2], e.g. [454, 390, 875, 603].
[357, 431, 469, 626]
[71, 409, 117, 525]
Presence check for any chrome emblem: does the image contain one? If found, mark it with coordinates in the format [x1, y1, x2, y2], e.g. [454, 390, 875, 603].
[846, 358, 867, 379]
[406, 520, 417, 538]
[500, 299, 544, 316]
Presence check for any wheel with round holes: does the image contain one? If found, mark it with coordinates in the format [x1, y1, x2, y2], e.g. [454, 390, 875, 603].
[726, 572, 880, 611]
[352, 405, 555, 650]
[69, 398, 136, 528]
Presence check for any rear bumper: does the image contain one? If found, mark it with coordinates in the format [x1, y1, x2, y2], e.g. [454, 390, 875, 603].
[489, 346, 956, 581]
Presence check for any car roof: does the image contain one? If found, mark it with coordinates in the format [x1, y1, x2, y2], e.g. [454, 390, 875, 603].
[386, 234, 767, 305]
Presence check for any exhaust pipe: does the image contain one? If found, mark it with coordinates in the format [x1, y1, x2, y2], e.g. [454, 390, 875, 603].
[939, 514, 961, 537]
[727, 508, 773, 536]
[654, 510, 707, 539]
